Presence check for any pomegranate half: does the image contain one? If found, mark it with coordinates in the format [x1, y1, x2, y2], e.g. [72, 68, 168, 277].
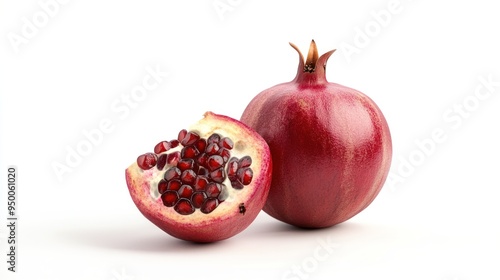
[125, 112, 272, 242]
[241, 40, 392, 228]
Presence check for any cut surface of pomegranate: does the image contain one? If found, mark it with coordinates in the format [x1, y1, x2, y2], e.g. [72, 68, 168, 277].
[241, 40, 392, 228]
[125, 112, 272, 242]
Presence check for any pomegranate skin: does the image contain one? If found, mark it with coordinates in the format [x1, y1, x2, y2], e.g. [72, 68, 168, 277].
[241, 41, 392, 228]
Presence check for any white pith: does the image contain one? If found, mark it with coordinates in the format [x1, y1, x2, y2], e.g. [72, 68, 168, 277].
[128, 113, 265, 224]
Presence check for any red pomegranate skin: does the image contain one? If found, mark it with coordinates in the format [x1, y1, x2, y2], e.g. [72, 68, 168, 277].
[241, 41, 392, 228]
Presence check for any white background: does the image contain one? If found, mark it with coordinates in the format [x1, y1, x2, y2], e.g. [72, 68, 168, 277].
[1, 0, 500, 279]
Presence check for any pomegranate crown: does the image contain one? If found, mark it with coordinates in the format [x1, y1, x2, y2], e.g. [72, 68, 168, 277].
[290, 40, 336, 84]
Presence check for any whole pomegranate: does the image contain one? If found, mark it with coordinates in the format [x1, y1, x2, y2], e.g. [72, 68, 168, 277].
[241, 40, 392, 228]
[126, 112, 272, 242]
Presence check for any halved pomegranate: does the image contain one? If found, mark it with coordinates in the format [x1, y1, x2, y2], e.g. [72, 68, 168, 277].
[126, 112, 272, 242]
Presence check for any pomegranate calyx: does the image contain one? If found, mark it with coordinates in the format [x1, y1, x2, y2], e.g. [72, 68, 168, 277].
[290, 40, 336, 85]
[304, 39, 319, 73]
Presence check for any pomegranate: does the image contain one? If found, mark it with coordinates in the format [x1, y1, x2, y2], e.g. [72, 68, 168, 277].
[125, 112, 272, 242]
[241, 40, 392, 228]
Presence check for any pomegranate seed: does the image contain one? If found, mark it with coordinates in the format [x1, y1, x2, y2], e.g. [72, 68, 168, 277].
[181, 146, 199, 159]
[207, 133, 221, 144]
[227, 158, 239, 179]
[174, 199, 195, 215]
[197, 166, 209, 176]
[167, 180, 182, 191]
[238, 156, 252, 168]
[191, 192, 207, 208]
[181, 169, 197, 184]
[157, 179, 168, 194]
[170, 139, 180, 148]
[194, 176, 209, 191]
[154, 141, 171, 154]
[137, 153, 157, 170]
[194, 139, 207, 153]
[164, 167, 181, 181]
[167, 151, 181, 165]
[230, 180, 244, 189]
[207, 155, 224, 171]
[161, 191, 179, 207]
[156, 154, 167, 170]
[219, 137, 234, 149]
[218, 148, 231, 163]
[206, 182, 222, 198]
[201, 198, 219, 214]
[177, 129, 187, 142]
[237, 167, 253, 185]
[178, 185, 194, 199]
[206, 143, 220, 155]
[210, 168, 225, 183]
[181, 131, 200, 146]
[177, 158, 195, 171]
[196, 153, 208, 166]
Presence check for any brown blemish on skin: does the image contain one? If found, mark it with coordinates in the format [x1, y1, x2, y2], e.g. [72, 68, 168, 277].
[239, 203, 246, 215]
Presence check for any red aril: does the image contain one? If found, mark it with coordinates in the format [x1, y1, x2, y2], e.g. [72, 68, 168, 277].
[126, 112, 272, 242]
[241, 40, 392, 228]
